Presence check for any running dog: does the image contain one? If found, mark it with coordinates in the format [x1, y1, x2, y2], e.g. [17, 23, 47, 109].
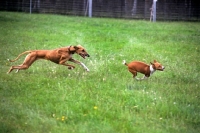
[123, 60, 165, 80]
[7, 45, 90, 74]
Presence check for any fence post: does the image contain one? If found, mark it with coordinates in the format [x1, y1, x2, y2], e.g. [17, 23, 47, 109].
[30, 0, 32, 14]
[153, 0, 157, 22]
[89, 0, 92, 17]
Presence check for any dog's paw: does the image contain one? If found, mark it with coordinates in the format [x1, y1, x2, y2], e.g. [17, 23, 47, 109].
[122, 60, 126, 64]
[68, 66, 74, 70]
[135, 77, 141, 81]
[85, 68, 90, 72]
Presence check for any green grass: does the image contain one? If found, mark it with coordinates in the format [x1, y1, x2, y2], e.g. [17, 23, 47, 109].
[0, 12, 200, 133]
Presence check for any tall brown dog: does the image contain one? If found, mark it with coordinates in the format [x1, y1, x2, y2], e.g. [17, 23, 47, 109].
[7, 45, 90, 74]
[123, 60, 165, 80]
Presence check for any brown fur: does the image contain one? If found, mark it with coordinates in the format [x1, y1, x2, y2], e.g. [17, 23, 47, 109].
[124, 60, 165, 80]
[7, 45, 90, 74]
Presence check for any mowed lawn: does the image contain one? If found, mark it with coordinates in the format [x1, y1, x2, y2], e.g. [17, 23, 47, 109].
[0, 12, 200, 133]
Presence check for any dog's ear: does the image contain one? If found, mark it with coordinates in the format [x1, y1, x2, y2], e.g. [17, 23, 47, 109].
[154, 60, 157, 63]
[150, 62, 156, 69]
[74, 46, 79, 50]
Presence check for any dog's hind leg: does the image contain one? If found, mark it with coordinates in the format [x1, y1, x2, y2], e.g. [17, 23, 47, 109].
[7, 64, 29, 74]
[140, 75, 148, 80]
[15, 69, 20, 73]
[128, 69, 137, 79]
[7, 53, 37, 74]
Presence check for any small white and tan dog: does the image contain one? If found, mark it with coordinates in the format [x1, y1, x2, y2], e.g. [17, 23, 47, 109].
[123, 60, 165, 80]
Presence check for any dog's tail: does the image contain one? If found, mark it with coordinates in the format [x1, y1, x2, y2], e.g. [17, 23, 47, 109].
[122, 60, 128, 66]
[8, 51, 32, 62]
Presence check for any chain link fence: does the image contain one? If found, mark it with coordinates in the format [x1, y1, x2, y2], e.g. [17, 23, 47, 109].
[0, 0, 200, 21]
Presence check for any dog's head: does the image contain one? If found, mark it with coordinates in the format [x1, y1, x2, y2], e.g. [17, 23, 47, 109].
[73, 45, 90, 59]
[150, 60, 165, 71]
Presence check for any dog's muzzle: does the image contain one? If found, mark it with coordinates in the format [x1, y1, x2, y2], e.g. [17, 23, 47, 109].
[86, 54, 90, 57]
[160, 66, 165, 71]
[80, 53, 90, 59]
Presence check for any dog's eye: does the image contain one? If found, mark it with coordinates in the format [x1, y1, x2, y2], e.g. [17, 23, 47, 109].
[82, 50, 85, 52]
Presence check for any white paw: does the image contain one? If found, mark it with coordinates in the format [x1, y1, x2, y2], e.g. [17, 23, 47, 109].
[122, 60, 126, 64]
[136, 77, 141, 80]
[68, 66, 74, 70]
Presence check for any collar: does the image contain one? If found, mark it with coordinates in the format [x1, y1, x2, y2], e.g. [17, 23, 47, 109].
[68, 46, 75, 54]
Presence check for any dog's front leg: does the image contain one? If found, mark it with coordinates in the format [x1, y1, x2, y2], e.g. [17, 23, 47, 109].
[141, 75, 148, 80]
[59, 59, 76, 70]
[69, 58, 90, 71]
[135, 77, 141, 80]
[135, 76, 148, 80]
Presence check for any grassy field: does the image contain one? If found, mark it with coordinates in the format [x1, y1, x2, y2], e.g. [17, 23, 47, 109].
[0, 12, 200, 133]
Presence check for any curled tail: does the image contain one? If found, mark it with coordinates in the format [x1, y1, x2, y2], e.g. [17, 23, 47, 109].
[123, 60, 128, 66]
[8, 51, 32, 62]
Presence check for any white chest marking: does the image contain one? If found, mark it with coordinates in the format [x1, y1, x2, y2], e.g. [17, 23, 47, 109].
[150, 65, 156, 75]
